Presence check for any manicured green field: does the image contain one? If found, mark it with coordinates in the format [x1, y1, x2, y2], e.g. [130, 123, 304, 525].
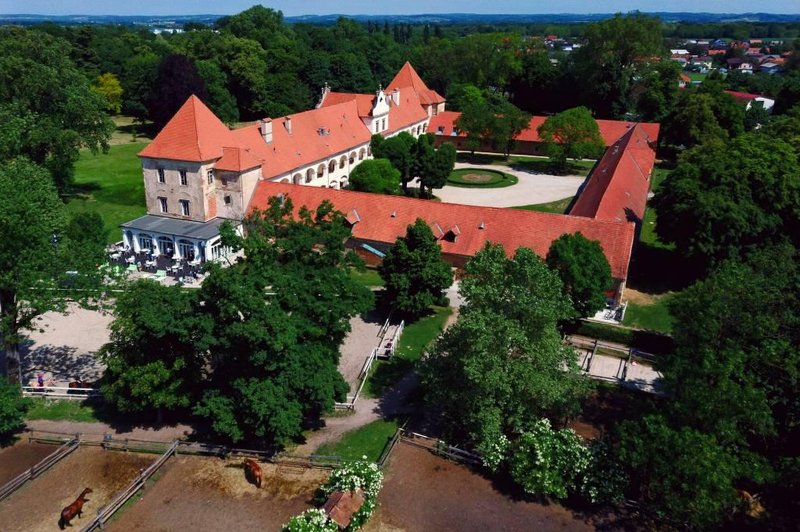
[623, 295, 675, 334]
[66, 143, 147, 243]
[513, 196, 574, 214]
[26, 398, 102, 423]
[456, 153, 596, 177]
[447, 168, 518, 188]
[315, 419, 399, 462]
[364, 306, 452, 397]
[349, 267, 384, 288]
[640, 164, 673, 249]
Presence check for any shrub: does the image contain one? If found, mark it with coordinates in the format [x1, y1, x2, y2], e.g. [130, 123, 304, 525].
[282, 509, 338, 532]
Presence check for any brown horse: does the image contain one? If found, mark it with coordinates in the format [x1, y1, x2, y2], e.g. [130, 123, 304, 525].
[244, 458, 262, 488]
[58, 487, 92, 529]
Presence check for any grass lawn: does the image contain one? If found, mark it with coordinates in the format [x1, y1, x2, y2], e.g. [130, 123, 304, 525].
[456, 153, 596, 177]
[350, 267, 384, 288]
[623, 293, 675, 333]
[687, 71, 707, 82]
[26, 398, 103, 423]
[66, 143, 147, 243]
[314, 419, 399, 462]
[640, 164, 673, 249]
[513, 196, 573, 215]
[364, 306, 452, 397]
[447, 168, 518, 188]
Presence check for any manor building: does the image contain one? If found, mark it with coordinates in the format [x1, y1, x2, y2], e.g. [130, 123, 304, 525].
[121, 62, 658, 301]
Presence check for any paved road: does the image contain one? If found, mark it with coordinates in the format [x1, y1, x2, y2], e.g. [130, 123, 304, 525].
[416, 163, 585, 208]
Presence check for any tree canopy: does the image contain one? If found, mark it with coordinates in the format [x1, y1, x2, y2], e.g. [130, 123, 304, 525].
[100, 281, 210, 421]
[378, 219, 452, 317]
[546, 232, 612, 318]
[0, 27, 113, 192]
[537, 107, 605, 172]
[456, 89, 530, 157]
[652, 132, 800, 271]
[195, 197, 373, 444]
[147, 54, 210, 129]
[348, 158, 401, 195]
[421, 243, 589, 454]
[370, 132, 416, 192]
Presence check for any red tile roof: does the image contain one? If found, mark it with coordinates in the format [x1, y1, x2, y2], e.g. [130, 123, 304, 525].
[725, 90, 760, 101]
[322, 92, 376, 117]
[322, 490, 365, 530]
[569, 124, 656, 223]
[215, 146, 262, 172]
[139, 96, 236, 162]
[232, 100, 372, 180]
[428, 112, 660, 147]
[387, 62, 445, 105]
[249, 182, 636, 281]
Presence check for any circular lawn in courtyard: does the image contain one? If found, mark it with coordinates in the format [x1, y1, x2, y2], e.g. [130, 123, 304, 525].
[446, 168, 518, 188]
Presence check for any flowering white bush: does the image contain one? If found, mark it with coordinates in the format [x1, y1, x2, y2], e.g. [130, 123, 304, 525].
[481, 433, 510, 472]
[508, 418, 590, 499]
[282, 509, 338, 532]
[321, 458, 384, 531]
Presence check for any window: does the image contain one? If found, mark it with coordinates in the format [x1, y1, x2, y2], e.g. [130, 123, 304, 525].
[224, 195, 232, 205]
[374, 122, 379, 133]
[157, 168, 165, 183]
[179, 200, 190, 216]
[221, 177, 228, 187]
[158, 197, 168, 213]
[179, 169, 188, 186]
[138, 234, 153, 251]
[207, 169, 214, 185]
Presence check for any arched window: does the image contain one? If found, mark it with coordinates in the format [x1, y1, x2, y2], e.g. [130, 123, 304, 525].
[358, 148, 366, 160]
[339, 156, 347, 169]
[292, 173, 302, 185]
[305, 168, 314, 183]
[317, 164, 325, 178]
[329, 160, 336, 173]
[349, 152, 356, 165]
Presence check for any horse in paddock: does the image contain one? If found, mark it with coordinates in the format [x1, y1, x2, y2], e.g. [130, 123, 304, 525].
[244, 458, 262, 488]
[58, 487, 92, 529]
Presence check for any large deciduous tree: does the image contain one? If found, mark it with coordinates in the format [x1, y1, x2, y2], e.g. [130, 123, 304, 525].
[100, 281, 209, 422]
[348, 159, 401, 195]
[537, 107, 606, 173]
[379, 219, 452, 317]
[571, 13, 664, 118]
[455, 89, 530, 158]
[91, 72, 124, 114]
[147, 54, 210, 130]
[0, 380, 27, 440]
[412, 135, 456, 197]
[0, 27, 113, 192]
[0, 159, 108, 382]
[195, 198, 373, 444]
[652, 133, 800, 271]
[662, 83, 745, 149]
[421, 243, 589, 455]
[370, 132, 416, 192]
[546, 232, 612, 318]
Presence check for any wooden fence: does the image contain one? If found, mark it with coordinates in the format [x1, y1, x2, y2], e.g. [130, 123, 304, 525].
[22, 386, 101, 400]
[399, 431, 482, 466]
[80, 440, 179, 532]
[0, 436, 80, 501]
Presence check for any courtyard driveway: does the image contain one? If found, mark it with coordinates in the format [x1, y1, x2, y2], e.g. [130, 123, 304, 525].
[421, 163, 586, 208]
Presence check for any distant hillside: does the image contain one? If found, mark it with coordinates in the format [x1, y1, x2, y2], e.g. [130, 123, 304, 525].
[1, 12, 799, 28]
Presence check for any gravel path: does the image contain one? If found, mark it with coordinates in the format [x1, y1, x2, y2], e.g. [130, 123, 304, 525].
[338, 311, 386, 394]
[420, 163, 585, 208]
[25, 419, 194, 441]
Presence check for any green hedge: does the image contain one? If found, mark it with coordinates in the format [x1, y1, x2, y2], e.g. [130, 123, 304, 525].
[446, 168, 518, 188]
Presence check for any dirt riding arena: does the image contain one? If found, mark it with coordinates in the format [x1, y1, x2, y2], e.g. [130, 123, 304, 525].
[0, 440, 59, 484]
[0, 446, 154, 532]
[108, 455, 329, 531]
[363, 441, 593, 532]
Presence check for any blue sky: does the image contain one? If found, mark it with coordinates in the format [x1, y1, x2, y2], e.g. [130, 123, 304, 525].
[1, 1, 798, 16]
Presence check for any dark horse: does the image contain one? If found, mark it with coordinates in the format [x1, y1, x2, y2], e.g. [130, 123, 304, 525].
[58, 487, 92, 529]
[244, 458, 262, 488]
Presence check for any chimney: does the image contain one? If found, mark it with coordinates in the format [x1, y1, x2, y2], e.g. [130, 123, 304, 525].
[283, 116, 292, 135]
[260, 118, 273, 144]
[391, 88, 400, 106]
[316, 82, 331, 109]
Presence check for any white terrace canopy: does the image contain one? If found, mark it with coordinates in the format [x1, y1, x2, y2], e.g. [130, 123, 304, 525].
[120, 214, 231, 263]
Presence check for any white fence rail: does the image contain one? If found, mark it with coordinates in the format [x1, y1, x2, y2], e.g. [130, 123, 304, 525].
[0, 436, 80, 501]
[80, 440, 179, 532]
[22, 386, 101, 400]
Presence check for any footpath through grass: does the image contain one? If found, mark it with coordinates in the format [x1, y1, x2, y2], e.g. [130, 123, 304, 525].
[364, 306, 452, 398]
[26, 397, 103, 423]
[315, 419, 399, 462]
[66, 143, 147, 243]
